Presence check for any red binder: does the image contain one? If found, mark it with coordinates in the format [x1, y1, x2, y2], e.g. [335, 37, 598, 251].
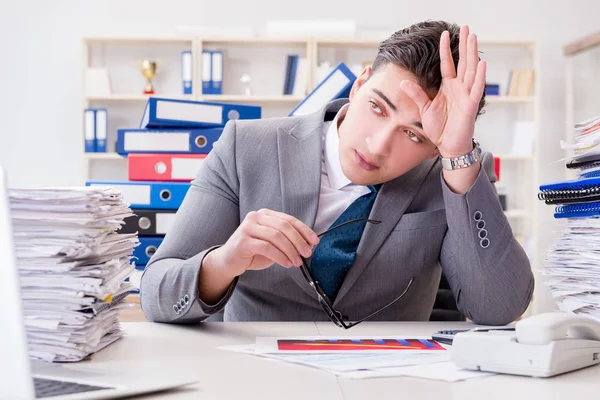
[128, 154, 207, 182]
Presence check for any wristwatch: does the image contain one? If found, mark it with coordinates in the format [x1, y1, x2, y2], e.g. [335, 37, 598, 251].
[440, 139, 482, 171]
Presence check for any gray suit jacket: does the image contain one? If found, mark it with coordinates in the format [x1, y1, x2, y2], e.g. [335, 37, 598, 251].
[139, 99, 534, 326]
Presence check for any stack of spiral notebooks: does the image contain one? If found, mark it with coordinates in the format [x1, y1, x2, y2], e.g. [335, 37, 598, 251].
[538, 176, 600, 218]
[540, 114, 600, 218]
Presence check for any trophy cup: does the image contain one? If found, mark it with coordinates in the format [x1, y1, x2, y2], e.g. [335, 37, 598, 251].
[138, 59, 160, 95]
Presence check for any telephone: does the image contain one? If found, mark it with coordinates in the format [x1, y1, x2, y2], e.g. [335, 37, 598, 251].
[450, 311, 600, 377]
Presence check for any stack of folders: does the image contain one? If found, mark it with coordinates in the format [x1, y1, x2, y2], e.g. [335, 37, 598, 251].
[538, 114, 600, 321]
[8, 186, 138, 362]
[87, 97, 262, 293]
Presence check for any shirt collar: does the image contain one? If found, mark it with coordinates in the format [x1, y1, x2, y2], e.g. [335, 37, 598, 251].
[324, 103, 352, 190]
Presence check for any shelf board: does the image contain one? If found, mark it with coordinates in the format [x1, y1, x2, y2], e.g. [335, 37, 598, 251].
[86, 94, 193, 101]
[315, 38, 382, 47]
[505, 209, 529, 218]
[201, 37, 309, 46]
[86, 94, 302, 103]
[495, 154, 533, 161]
[486, 96, 534, 103]
[201, 95, 303, 103]
[85, 37, 193, 45]
[84, 153, 125, 160]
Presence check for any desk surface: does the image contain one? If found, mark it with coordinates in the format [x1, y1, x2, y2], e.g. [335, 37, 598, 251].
[79, 321, 600, 400]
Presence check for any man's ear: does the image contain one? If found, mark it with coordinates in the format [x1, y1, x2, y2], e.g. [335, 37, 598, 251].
[349, 65, 372, 101]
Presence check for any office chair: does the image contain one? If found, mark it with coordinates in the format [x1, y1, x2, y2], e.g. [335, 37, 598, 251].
[429, 273, 465, 321]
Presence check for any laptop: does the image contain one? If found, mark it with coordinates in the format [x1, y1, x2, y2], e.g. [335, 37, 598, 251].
[0, 167, 197, 399]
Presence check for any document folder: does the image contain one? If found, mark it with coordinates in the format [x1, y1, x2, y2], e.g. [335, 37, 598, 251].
[117, 128, 222, 156]
[128, 154, 206, 182]
[289, 62, 356, 117]
[86, 180, 190, 210]
[84, 109, 96, 152]
[121, 209, 177, 236]
[140, 97, 261, 129]
[133, 237, 164, 265]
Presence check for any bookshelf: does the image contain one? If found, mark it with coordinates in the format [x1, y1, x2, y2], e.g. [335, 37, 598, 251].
[564, 31, 600, 180]
[81, 36, 540, 279]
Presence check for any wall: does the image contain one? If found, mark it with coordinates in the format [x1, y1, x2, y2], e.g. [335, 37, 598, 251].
[1, 0, 599, 314]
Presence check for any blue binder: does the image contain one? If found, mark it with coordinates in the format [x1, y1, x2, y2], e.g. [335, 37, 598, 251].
[132, 237, 163, 265]
[94, 108, 108, 152]
[84, 108, 96, 152]
[86, 180, 190, 210]
[117, 127, 222, 155]
[181, 50, 193, 95]
[211, 50, 223, 95]
[202, 50, 212, 94]
[289, 62, 356, 117]
[139, 97, 261, 129]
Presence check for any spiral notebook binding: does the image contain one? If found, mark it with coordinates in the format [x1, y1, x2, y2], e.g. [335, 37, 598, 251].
[578, 161, 600, 170]
[538, 186, 600, 203]
[554, 201, 600, 218]
[579, 170, 600, 178]
[538, 177, 600, 203]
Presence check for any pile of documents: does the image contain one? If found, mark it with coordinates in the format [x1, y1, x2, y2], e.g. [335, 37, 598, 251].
[8, 186, 139, 362]
[539, 114, 600, 320]
[219, 336, 493, 381]
[541, 218, 600, 319]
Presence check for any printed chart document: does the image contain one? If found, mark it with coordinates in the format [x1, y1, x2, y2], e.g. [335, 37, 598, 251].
[219, 335, 494, 381]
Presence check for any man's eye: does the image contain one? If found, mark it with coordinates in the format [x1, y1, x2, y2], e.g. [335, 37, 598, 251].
[406, 130, 423, 144]
[369, 100, 382, 114]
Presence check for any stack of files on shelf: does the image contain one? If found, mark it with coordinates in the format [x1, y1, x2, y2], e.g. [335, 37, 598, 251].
[89, 96, 261, 293]
[538, 113, 600, 321]
[7, 186, 138, 362]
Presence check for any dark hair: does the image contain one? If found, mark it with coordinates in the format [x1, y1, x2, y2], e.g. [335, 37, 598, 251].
[372, 20, 486, 118]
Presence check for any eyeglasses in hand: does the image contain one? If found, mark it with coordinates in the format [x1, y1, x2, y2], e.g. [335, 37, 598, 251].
[299, 218, 415, 329]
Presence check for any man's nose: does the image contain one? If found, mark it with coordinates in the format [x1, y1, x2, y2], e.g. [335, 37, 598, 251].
[365, 129, 393, 157]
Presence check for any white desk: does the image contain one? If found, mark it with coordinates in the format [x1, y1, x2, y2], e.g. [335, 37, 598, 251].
[75, 321, 600, 400]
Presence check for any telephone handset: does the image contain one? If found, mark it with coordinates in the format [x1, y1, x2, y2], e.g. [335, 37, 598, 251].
[516, 311, 600, 345]
[451, 312, 600, 377]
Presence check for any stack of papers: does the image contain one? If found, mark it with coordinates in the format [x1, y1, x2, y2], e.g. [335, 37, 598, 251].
[8, 187, 139, 362]
[219, 336, 494, 381]
[542, 217, 600, 320]
[561, 114, 600, 168]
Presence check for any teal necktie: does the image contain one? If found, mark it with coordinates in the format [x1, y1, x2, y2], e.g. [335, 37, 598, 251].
[310, 185, 379, 300]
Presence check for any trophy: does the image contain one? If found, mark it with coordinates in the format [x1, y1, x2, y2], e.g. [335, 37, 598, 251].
[138, 59, 160, 95]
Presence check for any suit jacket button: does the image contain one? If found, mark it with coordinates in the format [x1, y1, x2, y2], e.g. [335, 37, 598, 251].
[480, 238, 490, 248]
[473, 211, 483, 221]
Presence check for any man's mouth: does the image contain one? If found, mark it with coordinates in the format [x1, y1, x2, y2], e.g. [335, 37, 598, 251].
[355, 150, 380, 171]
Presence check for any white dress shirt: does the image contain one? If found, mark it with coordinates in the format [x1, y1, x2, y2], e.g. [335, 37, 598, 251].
[312, 104, 372, 235]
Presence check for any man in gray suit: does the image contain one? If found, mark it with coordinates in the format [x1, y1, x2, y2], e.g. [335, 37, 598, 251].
[140, 21, 534, 327]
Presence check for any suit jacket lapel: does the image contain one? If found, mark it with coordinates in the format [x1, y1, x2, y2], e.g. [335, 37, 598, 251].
[277, 109, 330, 297]
[333, 157, 438, 306]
